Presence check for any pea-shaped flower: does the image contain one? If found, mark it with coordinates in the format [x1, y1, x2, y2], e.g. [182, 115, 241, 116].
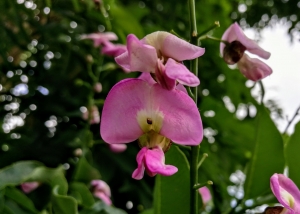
[100, 78, 203, 179]
[220, 22, 272, 81]
[115, 32, 205, 89]
[270, 173, 300, 213]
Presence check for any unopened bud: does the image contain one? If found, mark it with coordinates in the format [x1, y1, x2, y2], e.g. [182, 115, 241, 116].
[94, 82, 102, 93]
[86, 55, 94, 63]
[223, 40, 246, 65]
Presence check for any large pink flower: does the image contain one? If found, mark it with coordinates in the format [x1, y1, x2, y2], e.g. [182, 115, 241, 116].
[220, 22, 272, 81]
[91, 180, 112, 205]
[100, 78, 203, 179]
[115, 32, 205, 89]
[270, 173, 300, 213]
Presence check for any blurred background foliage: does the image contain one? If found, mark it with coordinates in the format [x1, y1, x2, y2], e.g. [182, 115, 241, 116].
[0, 0, 299, 213]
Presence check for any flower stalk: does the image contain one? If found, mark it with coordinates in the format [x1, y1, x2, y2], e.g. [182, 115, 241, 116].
[188, 0, 200, 213]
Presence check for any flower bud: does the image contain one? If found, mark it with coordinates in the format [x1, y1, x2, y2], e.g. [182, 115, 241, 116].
[223, 40, 246, 65]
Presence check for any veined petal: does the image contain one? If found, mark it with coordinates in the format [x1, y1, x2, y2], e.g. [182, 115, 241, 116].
[132, 147, 147, 180]
[270, 174, 300, 212]
[237, 54, 272, 81]
[100, 79, 150, 144]
[144, 147, 177, 177]
[165, 58, 200, 87]
[152, 84, 203, 145]
[115, 34, 157, 73]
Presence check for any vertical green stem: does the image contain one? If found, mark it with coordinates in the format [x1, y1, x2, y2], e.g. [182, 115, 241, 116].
[188, 0, 200, 213]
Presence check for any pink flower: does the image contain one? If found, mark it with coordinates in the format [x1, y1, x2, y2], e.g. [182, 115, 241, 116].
[82, 105, 100, 124]
[21, 182, 40, 194]
[115, 31, 205, 89]
[198, 187, 212, 205]
[220, 22, 272, 81]
[91, 180, 112, 205]
[101, 41, 127, 57]
[270, 173, 300, 213]
[100, 78, 203, 179]
[109, 144, 127, 153]
[81, 32, 118, 47]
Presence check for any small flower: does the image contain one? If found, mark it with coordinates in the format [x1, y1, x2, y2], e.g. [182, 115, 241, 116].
[100, 78, 203, 179]
[115, 31, 205, 89]
[82, 105, 100, 124]
[220, 22, 272, 81]
[198, 186, 212, 205]
[101, 41, 127, 57]
[81, 32, 118, 47]
[270, 173, 300, 213]
[91, 180, 112, 205]
[93, 82, 103, 93]
[21, 182, 40, 194]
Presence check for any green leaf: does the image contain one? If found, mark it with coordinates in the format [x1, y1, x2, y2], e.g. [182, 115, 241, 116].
[286, 121, 300, 187]
[244, 105, 285, 199]
[52, 186, 78, 214]
[73, 156, 101, 183]
[0, 161, 43, 190]
[153, 146, 190, 214]
[69, 182, 95, 208]
[5, 186, 38, 213]
[139, 208, 154, 214]
[79, 201, 127, 214]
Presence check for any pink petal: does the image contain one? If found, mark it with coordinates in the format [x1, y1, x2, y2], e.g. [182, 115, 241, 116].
[132, 147, 147, 180]
[144, 147, 178, 177]
[165, 58, 200, 87]
[115, 34, 157, 73]
[138, 72, 157, 85]
[162, 33, 205, 61]
[91, 180, 111, 197]
[175, 84, 188, 94]
[100, 79, 149, 144]
[101, 42, 127, 57]
[270, 174, 300, 212]
[109, 144, 127, 153]
[237, 54, 272, 81]
[152, 84, 203, 145]
[21, 182, 39, 194]
[94, 192, 112, 205]
[199, 187, 212, 204]
[155, 59, 176, 90]
[221, 23, 270, 59]
[81, 32, 118, 47]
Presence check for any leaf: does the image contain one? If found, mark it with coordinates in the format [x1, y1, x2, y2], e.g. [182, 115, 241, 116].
[0, 161, 43, 190]
[73, 156, 101, 183]
[69, 182, 95, 208]
[153, 146, 190, 214]
[4, 186, 38, 213]
[285, 121, 300, 187]
[79, 201, 127, 214]
[244, 105, 285, 199]
[52, 186, 78, 214]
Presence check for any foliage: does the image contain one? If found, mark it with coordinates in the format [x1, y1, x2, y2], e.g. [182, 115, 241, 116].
[0, 0, 299, 214]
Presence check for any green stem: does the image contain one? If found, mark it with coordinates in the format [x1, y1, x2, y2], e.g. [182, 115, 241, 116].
[197, 153, 208, 169]
[283, 105, 300, 134]
[188, 0, 200, 213]
[197, 21, 220, 37]
[198, 35, 229, 45]
[258, 80, 265, 104]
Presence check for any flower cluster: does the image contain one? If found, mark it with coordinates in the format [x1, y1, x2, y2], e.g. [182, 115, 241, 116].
[100, 31, 204, 180]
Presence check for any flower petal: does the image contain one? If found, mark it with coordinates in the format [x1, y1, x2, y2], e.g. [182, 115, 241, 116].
[115, 34, 157, 73]
[138, 72, 157, 85]
[100, 79, 150, 144]
[199, 187, 212, 204]
[152, 84, 203, 145]
[109, 144, 127, 153]
[237, 54, 272, 81]
[101, 42, 127, 57]
[165, 58, 200, 87]
[144, 147, 177, 176]
[270, 173, 300, 212]
[81, 32, 118, 47]
[132, 147, 147, 180]
[162, 33, 205, 61]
